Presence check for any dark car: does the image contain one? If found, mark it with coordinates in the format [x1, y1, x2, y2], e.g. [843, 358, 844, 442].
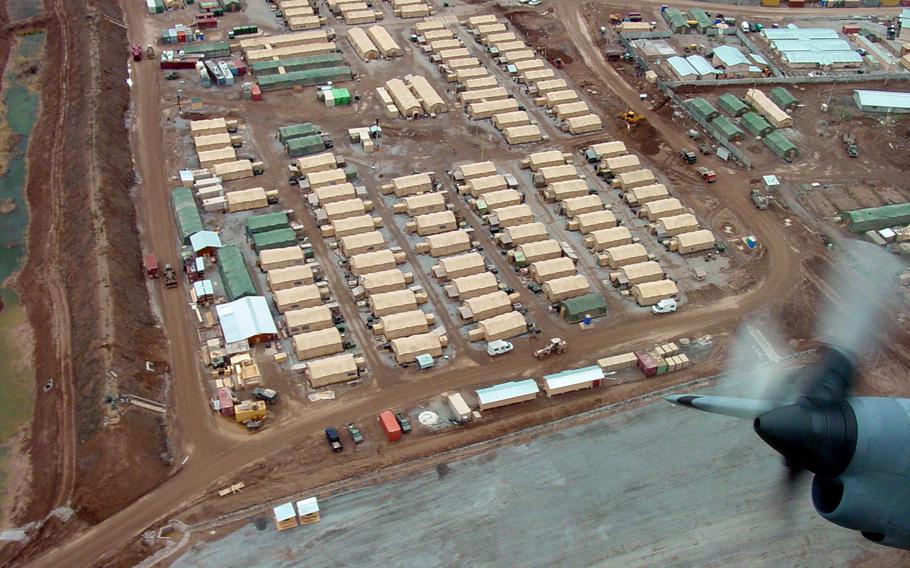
[347, 423, 364, 444]
[252, 387, 279, 405]
[395, 412, 412, 434]
[325, 427, 343, 452]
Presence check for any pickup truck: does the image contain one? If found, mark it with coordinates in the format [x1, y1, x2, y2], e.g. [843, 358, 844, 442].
[696, 167, 717, 183]
[325, 427, 343, 452]
[347, 423, 364, 444]
[252, 387, 279, 405]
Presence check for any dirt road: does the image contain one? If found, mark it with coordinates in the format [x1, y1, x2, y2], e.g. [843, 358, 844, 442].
[28, 0, 818, 564]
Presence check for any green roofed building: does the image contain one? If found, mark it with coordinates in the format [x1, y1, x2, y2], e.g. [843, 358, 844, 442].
[711, 115, 744, 141]
[252, 228, 298, 251]
[688, 7, 712, 32]
[718, 93, 749, 117]
[256, 66, 353, 92]
[663, 8, 689, 33]
[842, 203, 910, 233]
[557, 293, 608, 323]
[770, 87, 799, 111]
[217, 245, 257, 301]
[171, 188, 204, 244]
[246, 211, 289, 236]
[286, 134, 328, 158]
[688, 97, 720, 121]
[763, 131, 798, 161]
[251, 53, 347, 76]
[741, 111, 774, 137]
[278, 123, 318, 144]
[181, 41, 231, 58]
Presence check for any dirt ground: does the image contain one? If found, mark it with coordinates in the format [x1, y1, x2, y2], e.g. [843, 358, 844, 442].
[4, 0, 909, 567]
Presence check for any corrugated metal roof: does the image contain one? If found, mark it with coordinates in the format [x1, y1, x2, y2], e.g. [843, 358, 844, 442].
[749, 52, 769, 66]
[190, 230, 223, 252]
[667, 56, 697, 78]
[774, 39, 852, 52]
[543, 365, 605, 390]
[193, 279, 214, 298]
[216, 296, 278, 343]
[782, 51, 862, 65]
[476, 379, 539, 405]
[686, 55, 720, 76]
[763, 28, 839, 41]
[296, 497, 319, 516]
[853, 90, 910, 110]
[273, 502, 296, 522]
[712, 46, 749, 67]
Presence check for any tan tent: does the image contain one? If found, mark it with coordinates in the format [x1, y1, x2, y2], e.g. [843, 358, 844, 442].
[520, 68, 556, 85]
[313, 182, 355, 205]
[414, 18, 446, 33]
[455, 161, 496, 181]
[467, 98, 519, 120]
[639, 198, 684, 221]
[240, 30, 329, 50]
[463, 75, 500, 91]
[433, 252, 484, 280]
[339, 230, 385, 256]
[492, 40, 528, 53]
[439, 47, 472, 63]
[624, 183, 668, 207]
[502, 125, 542, 145]
[599, 243, 648, 269]
[407, 75, 447, 114]
[367, 25, 402, 57]
[474, 22, 506, 36]
[422, 29, 454, 42]
[324, 198, 368, 221]
[573, 210, 617, 233]
[632, 279, 679, 306]
[670, 229, 716, 254]
[565, 114, 603, 135]
[212, 160, 254, 182]
[530, 257, 577, 283]
[285, 305, 333, 335]
[198, 146, 237, 168]
[482, 31, 517, 45]
[654, 213, 698, 237]
[389, 172, 433, 197]
[396, 3, 431, 18]
[492, 111, 531, 130]
[616, 261, 664, 286]
[226, 187, 268, 212]
[462, 174, 507, 197]
[554, 101, 591, 121]
[428, 38, 461, 53]
[588, 141, 627, 159]
[413, 210, 457, 236]
[344, 10, 378, 25]
[745, 89, 792, 128]
[446, 57, 482, 70]
[492, 204, 534, 228]
[259, 246, 305, 271]
[500, 222, 547, 246]
[349, 27, 379, 61]
[459, 87, 509, 106]
[516, 239, 562, 263]
[467, 13, 500, 28]
[452, 67, 490, 83]
[267, 264, 315, 292]
[391, 332, 444, 364]
[537, 164, 579, 185]
[386, 78, 422, 118]
[190, 117, 227, 137]
[307, 353, 359, 388]
[296, 152, 339, 174]
[305, 168, 347, 189]
[478, 189, 522, 211]
[287, 16, 323, 31]
[542, 274, 590, 302]
[461, 290, 512, 321]
[542, 89, 579, 108]
[245, 43, 337, 63]
[543, 179, 589, 202]
[349, 249, 400, 276]
[561, 195, 604, 218]
[377, 310, 432, 340]
[369, 289, 418, 317]
[534, 79, 568, 95]
[451, 272, 499, 300]
[274, 285, 324, 313]
[512, 58, 545, 73]
[361, 268, 410, 295]
[585, 226, 632, 252]
[525, 150, 567, 171]
[500, 49, 536, 63]
[604, 154, 641, 175]
[615, 169, 656, 191]
[473, 311, 527, 342]
[194, 132, 234, 151]
[292, 327, 343, 360]
[330, 214, 380, 238]
[400, 192, 446, 216]
[423, 228, 471, 257]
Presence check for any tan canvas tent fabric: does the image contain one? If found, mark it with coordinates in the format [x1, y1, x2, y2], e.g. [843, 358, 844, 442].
[267, 265, 315, 291]
[369, 289, 418, 317]
[561, 195, 604, 218]
[292, 327, 343, 360]
[526, 150, 566, 171]
[451, 272, 499, 300]
[600, 243, 648, 269]
[361, 268, 408, 295]
[313, 182, 355, 205]
[586, 226, 633, 252]
[386, 78, 422, 118]
[455, 161, 496, 181]
[624, 183, 669, 207]
[461, 290, 512, 321]
[391, 333, 443, 364]
[226, 187, 268, 212]
[296, 152, 338, 174]
[433, 252, 484, 280]
[516, 239, 562, 263]
[503, 124, 542, 145]
[463, 174, 507, 197]
[407, 75, 447, 114]
[615, 169, 656, 191]
[378, 310, 431, 340]
[285, 305, 333, 335]
[307, 353, 359, 388]
[474, 311, 527, 342]
[501, 222, 547, 245]
[632, 279, 679, 306]
[401, 192, 446, 216]
[339, 230, 385, 256]
[414, 210, 457, 236]
[529, 257, 577, 283]
[367, 25, 403, 57]
[493, 204, 534, 228]
[654, 213, 698, 237]
[639, 198, 684, 221]
[350, 249, 399, 276]
[423, 230, 471, 257]
[542, 274, 590, 302]
[671, 229, 716, 254]
[259, 246, 305, 271]
[574, 210, 617, 233]
[617, 261, 664, 286]
[324, 198, 367, 221]
[274, 285, 324, 313]
[390, 172, 433, 196]
[543, 179, 589, 202]
[330, 214, 378, 238]
[349, 27, 379, 61]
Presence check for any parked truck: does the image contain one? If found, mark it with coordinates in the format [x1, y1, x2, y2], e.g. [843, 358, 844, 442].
[696, 167, 717, 183]
[163, 263, 178, 288]
[750, 189, 770, 210]
[843, 133, 858, 158]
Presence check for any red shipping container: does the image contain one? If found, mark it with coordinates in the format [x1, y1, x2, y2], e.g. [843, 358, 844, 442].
[251, 83, 262, 101]
[379, 410, 401, 442]
[233, 58, 247, 75]
[217, 388, 234, 416]
[177, 31, 187, 42]
[841, 25, 859, 34]
[635, 351, 658, 377]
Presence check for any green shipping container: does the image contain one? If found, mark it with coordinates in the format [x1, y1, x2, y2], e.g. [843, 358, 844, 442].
[325, 88, 351, 106]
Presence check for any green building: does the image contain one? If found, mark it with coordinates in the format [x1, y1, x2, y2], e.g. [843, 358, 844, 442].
[171, 187, 204, 244]
[842, 204, 910, 233]
[558, 293, 608, 323]
[217, 245, 257, 301]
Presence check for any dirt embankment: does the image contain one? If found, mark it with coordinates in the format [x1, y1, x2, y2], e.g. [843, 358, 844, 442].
[1, 0, 170, 564]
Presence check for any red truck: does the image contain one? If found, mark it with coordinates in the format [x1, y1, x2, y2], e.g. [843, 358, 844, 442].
[130, 44, 142, 62]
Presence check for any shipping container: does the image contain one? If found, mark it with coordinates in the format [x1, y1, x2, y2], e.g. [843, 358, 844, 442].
[379, 410, 402, 441]
[636, 351, 658, 377]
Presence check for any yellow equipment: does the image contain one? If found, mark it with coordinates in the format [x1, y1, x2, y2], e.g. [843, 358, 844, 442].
[234, 400, 267, 423]
[618, 111, 646, 124]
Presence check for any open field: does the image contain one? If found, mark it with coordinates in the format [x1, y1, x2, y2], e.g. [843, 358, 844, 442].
[0, 0, 907, 566]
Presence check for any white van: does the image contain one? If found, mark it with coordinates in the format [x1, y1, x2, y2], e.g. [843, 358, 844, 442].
[652, 298, 678, 314]
[740, 21, 750, 33]
[486, 340, 514, 356]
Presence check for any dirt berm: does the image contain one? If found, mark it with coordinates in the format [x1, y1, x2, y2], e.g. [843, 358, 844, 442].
[0, 0, 170, 565]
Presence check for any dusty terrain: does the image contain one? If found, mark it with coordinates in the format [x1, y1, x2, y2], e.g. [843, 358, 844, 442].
[0, 0, 906, 567]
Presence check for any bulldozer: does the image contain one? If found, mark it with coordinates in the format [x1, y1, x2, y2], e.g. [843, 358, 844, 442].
[534, 337, 568, 360]
[618, 110, 646, 124]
